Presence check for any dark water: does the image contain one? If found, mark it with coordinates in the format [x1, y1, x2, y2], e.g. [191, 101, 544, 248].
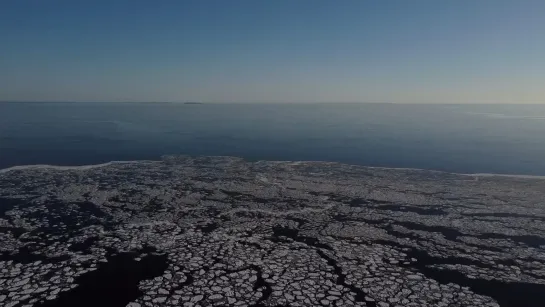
[1, 102, 545, 175]
[36, 250, 168, 307]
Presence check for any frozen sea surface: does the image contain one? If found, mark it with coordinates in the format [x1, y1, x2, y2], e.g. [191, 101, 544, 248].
[0, 156, 544, 307]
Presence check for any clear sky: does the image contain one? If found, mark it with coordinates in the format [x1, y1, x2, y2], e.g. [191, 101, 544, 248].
[1, 0, 544, 103]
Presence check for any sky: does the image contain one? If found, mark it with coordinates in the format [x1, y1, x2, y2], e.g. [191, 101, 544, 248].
[1, 0, 544, 104]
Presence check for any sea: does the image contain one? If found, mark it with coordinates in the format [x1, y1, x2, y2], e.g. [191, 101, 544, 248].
[1, 102, 545, 175]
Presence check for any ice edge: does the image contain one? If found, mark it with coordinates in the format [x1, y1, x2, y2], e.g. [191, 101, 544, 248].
[1, 156, 544, 179]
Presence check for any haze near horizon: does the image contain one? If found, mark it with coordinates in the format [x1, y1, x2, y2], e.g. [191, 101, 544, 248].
[1, 0, 544, 104]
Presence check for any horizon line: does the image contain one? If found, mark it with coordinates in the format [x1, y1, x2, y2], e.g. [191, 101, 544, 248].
[1, 100, 545, 105]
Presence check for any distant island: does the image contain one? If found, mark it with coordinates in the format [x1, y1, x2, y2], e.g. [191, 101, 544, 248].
[184, 102, 204, 105]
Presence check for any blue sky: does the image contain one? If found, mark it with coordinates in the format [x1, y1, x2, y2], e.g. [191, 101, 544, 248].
[1, 0, 544, 103]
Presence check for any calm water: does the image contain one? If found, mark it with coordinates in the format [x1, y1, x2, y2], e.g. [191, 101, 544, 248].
[1, 102, 545, 175]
